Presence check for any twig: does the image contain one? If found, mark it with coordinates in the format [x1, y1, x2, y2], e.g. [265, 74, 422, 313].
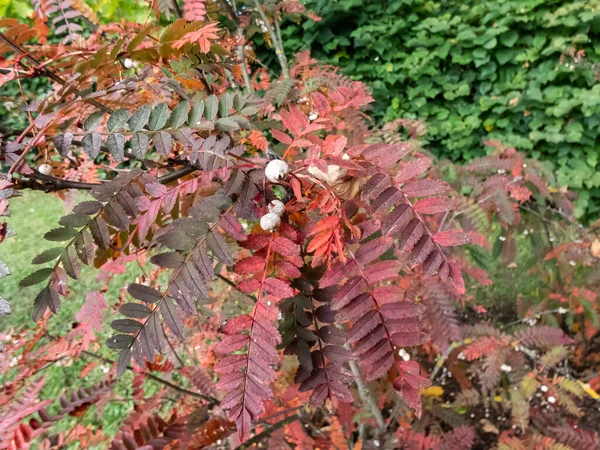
[16, 166, 197, 192]
[236, 413, 300, 449]
[80, 349, 219, 405]
[252, 0, 289, 78]
[43, 333, 219, 405]
[216, 273, 257, 303]
[170, 0, 183, 19]
[348, 358, 386, 432]
[430, 340, 463, 381]
[0, 32, 112, 114]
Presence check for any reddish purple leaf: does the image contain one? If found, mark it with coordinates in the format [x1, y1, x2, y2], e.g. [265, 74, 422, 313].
[414, 197, 458, 215]
[434, 230, 469, 246]
[403, 179, 448, 197]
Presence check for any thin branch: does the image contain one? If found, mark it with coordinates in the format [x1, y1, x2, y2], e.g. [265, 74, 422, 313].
[236, 30, 253, 92]
[171, 0, 183, 19]
[348, 358, 386, 432]
[43, 333, 220, 405]
[0, 32, 112, 114]
[79, 349, 219, 405]
[216, 272, 257, 303]
[252, 0, 289, 78]
[15, 166, 197, 192]
[236, 413, 300, 449]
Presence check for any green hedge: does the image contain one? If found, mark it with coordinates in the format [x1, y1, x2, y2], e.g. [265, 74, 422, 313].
[278, 0, 600, 218]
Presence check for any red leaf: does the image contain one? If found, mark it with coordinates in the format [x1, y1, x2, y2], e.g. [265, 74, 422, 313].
[362, 143, 411, 168]
[363, 260, 402, 283]
[272, 236, 300, 257]
[237, 278, 261, 293]
[372, 286, 405, 305]
[215, 334, 249, 355]
[331, 276, 366, 311]
[449, 263, 465, 295]
[271, 129, 292, 145]
[366, 352, 394, 381]
[311, 92, 331, 116]
[263, 277, 294, 298]
[234, 256, 266, 274]
[308, 216, 339, 236]
[221, 315, 253, 334]
[403, 179, 448, 197]
[414, 197, 458, 215]
[354, 236, 393, 265]
[393, 361, 431, 418]
[395, 157, 432, 184]
[434, 230, 469, 247]
[347, 310, 381, 344]
[291, 177, 303, 201]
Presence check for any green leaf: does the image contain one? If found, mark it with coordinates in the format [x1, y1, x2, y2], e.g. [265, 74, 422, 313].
[107, 133, 126, 162]
[59, 214, 90, 228]
[107, 108, 130, 131]
[153, 130, 172, 156]
[129, 105, 151, 131]
[106, 334, 135, 349]
[127, 23, 153, 53]
[204, 95, 218, 121]
[500, 30, 519, 48]
[111, 319, 143, 333]
[44, 227, 78, 242]
[149, 103, 169, 130]
[120, 303, 152, 319]
[84, 111, 104, 132]
[219, 93, 233, 117]
[82, 132, 102, 158]
[215, 117, 240, 132]
[20, 268, 53, 287]
[130, 132, 149, 159]
[32, 247, 64, 264]
[169, 101, 189, 129]
[33, 285, 60, 320]
[188, 99, 205, 126]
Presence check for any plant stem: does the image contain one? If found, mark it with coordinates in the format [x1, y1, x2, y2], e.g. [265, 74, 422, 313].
[252, 0, 290, 78]
[348, 358, 386, 431]
[236, 413, 300, 449]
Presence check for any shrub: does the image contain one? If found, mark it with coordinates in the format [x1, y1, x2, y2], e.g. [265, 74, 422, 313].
[276, 0, 600, 219]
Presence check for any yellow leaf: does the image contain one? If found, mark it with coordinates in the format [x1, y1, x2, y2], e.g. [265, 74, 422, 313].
[578, 380, 600, 400]
[591, 239, 600, 258]
[493, 395, 503, 403]
[422, 386, 444, 398]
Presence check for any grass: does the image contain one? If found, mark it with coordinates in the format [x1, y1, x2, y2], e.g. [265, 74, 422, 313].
[0, 190, 148, 445]
[0, 190, 108, 332]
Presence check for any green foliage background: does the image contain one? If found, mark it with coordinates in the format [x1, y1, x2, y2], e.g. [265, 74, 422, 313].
[277, 0, 600, 218]
[2, 0, 600, 218]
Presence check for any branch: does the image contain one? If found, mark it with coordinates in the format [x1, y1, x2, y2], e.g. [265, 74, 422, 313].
[252, 0, 289, 78]
[348, 358, 386, 432]
[171, 0, 183, 19]
[236, 413, 300, 449]
[42, 333, 220, 405]
[79, 349, 219, 405]
[0, 32, 112, 114]
[14, 166, 197, 192]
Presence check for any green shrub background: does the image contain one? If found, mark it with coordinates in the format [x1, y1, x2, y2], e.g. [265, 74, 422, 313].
[276, 0, 600, 218]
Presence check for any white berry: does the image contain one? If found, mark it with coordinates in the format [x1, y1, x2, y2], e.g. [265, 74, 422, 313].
[265, 160, 289, 184]
[260, 212, 281, 232]
[268, 199, 285, 216]
[37, 164, 52, 175]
